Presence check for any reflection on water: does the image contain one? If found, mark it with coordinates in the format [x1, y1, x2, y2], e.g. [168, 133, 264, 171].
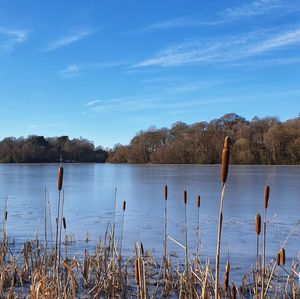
[0, 163, 300, 279]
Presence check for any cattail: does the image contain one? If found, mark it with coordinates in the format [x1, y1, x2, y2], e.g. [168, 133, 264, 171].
[5, 211, 7, 221]
[231, 283, 236, 299]
[134, 258, 140, 285]
[224, 260, 230, 292]
[221, 137, 230, 184]
[224, 136, 230, 149]
[184, 190, 187, 205]
[280, 248, 285, 266]
[140, 242, 144, 256]
[122, 200, 126, 211]
[63, 217, 66, 230]
[264, 185, 270, 209]
[255, 213, 261, 235]
[164, 185, 168, 200]
[276, 251, 280, 266]
[58, 166, 64, 191]
[197, 194, 200, 208]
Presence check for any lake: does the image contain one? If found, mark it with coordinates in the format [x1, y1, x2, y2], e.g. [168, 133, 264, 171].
[0, 163, 299, 280]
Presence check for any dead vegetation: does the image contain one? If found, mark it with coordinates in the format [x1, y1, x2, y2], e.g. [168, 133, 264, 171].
[0, 136, 299, 298]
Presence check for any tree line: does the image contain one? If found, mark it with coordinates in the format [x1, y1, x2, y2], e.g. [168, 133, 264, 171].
[107, 113, 300, 165]
[0, 135, 108, 163]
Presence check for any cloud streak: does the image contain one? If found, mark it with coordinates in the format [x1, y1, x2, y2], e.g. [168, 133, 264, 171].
[131, 0, 299, 33]
[59, 61, 126, 79]
[220, 0, 288, 19]
[133, 28, 300, 67]
[0, 27, 29, 52]
[45, 28, 93, 51]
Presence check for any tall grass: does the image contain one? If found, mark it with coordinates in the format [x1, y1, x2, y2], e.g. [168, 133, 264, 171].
[215, 136, 230, 299]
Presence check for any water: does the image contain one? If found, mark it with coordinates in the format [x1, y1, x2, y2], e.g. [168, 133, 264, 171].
[0, 163, 299, 281]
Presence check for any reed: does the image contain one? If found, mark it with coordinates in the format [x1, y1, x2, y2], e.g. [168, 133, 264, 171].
[196, 193, 201, 259]
[55, 164, 63, 298]
[183, 190, 189, 277]
[112, 187, 117, 248]
[119, 200, 126, 257]
[231, 282, 236, 299]
[215, 136, 230, 299]
[255, 212, 261, 297]
[224, 259, 230, 296]
[163, 185, 168, 279]
[261, 184, 270, 299]
[44, 188, 47, 251]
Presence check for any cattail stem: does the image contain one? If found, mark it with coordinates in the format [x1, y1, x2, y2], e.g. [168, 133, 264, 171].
[164, 185, 168, 278]
[215, 183, 226, 298]
[58, 189, 65, 264]
[261, 185, 269, 299]
[255, 212, 261, 298]
[184, 190, 189, 277]
[112, 187, 117, 245]
[54, 190, 61, 272]
[256, 234, 260, 297]
[196, 194, 201, 259]
[120, 200, 126, 257]
[261, 208, 266, 299]
[47, 190, 53, 246]
[44, 188, 47, 253]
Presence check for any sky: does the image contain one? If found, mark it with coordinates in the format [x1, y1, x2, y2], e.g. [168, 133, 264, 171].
[0, 0, 300, 148]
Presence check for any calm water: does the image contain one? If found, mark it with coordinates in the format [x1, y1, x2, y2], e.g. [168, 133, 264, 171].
[1, 164, 299, 279]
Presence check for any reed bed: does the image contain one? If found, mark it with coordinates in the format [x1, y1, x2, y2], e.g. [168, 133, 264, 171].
[0, 137, 299, 298]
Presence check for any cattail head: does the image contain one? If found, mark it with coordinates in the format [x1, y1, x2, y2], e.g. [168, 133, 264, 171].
[58, 166, 64, 191]
[221, 136, 230, 184]
[264, 185, 270, 209]
[280, 248, 285, 266]
[255, 212, 261, 235]
[184, 190, 187, 205]
[134, 257, 140, 285]
[5, 211, 7, 221]
[197, 194, 200, 208]
[276, 251, 280, 266]
[164, 185, 168, 201]
[140, 242, 144, 256]
[224, 260, 230, 292]
[63, 217, 66, 230]
[231, 283, 236, 299]
[122, 200, 126, 212]
[224, 136, 230, 149]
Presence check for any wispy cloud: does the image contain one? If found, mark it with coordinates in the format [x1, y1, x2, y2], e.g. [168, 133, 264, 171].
[58, 61, 126, 79]
[220, 0, 286, 19]
[130, 0, 300, 33]
[45, 28, 93, 52]
[134, 27, 300, 67]
[129, 16, 204, 33]
[0, 27, 29, 52]
[85, 96, 219, 115]
[85, 87, 300, 117]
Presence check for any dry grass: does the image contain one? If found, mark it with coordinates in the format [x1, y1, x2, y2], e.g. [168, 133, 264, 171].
[0, 141, 299, 298]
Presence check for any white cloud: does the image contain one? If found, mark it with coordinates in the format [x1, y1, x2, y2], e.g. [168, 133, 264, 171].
[130, 0, 300, 33]
[45, 28, 93, 52]
[220, 0, 284, 18]
[58, 61, 126, 79]
[129, 16, 205, 33]
[134, 28, 300, 68]
[0, 27, 29, 52]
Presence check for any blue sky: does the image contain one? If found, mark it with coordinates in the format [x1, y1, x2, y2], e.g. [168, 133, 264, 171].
[0, 0, 300, 148]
